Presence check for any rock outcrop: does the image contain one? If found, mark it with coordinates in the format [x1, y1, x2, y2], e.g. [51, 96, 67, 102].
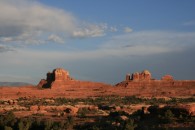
[125, 70, 152, 82]
[161, 75, 174, 81]
[37, 68, 74, 88]
[131, 70, 152, 81]
[1, 68, 194, 98]
[114, 69, 195, 97]
[117, 69, 195, 87]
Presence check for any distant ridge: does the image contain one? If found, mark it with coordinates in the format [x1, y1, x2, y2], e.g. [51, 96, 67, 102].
[0, 82, 33, 86]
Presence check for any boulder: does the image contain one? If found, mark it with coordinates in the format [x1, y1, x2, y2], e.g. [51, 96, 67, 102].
[55, 106, 66, 111]
[30, 105, 39, 111]
[88, 105, 98, 111]
[64, 106, 79, 115]
[8, 100, 13, 105]
[39, 106, 47, 111]
[120, 115, 128, 121]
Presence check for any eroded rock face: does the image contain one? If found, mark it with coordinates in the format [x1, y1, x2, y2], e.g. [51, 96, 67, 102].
[126, 74, 131, 81]
[53, 68, 71, 81]
[126, 70, 152, 81]
[37, 68, 73, 89]
[116, 69, 195, 96]
[37, 79, 47, 88]
[124, 70, 175, 82]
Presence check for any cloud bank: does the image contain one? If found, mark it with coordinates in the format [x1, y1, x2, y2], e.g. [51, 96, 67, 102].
[0, 45, 14, 53]
[1, 31, 195, 62]
[0, 0, 110, 46]
[1, 30, 195, 83]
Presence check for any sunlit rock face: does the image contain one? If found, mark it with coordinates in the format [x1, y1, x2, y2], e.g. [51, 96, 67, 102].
[37, 68, 73, 88]
[115, 70, 195, 96]
[53, 68, 71, 81]
[127, 70, 152, 81]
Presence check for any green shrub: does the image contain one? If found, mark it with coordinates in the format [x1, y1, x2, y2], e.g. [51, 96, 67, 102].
[123, 119, 137, 130]
[77, 108, 89, 118]
[4, 126, 13, 130]
[44, 119, 53, 130]
[67, 116, 74, 125]
[164, 110, 174, 122]
[159, 109, 175, 124]
[17, 118, 32, 130]
[0, 111, 16, 128]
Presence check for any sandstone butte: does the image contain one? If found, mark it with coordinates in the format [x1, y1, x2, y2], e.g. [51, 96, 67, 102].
[0, 68, 195, 99]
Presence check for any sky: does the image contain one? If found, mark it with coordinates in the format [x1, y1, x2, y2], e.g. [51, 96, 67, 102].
[0, 0, 195, 85]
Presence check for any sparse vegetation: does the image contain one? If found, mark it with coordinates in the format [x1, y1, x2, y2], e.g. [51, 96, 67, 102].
[1, 96, 195, 130]
[123, 119, 137, 130]
[0, 114, 75, 130]
[17, 96, 195, 107]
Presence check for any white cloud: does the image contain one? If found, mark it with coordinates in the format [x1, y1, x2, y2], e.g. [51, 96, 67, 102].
[99, 31, 195, 57]
[0, 45, 14, 52]
[48, 34, 64, 43]
[0, 0, 76, 44]
[2, 31, 194, 61]
[0, 0, 110, 46]
[1, 31, 194, 64]
[72, 23, 107, 38]
[124, 27, 133, 33]
[110, 27, 118, 32]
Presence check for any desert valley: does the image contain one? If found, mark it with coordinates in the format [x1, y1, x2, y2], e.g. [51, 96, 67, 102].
[1, 0, 195, 129]
[0, 68, 195, 130]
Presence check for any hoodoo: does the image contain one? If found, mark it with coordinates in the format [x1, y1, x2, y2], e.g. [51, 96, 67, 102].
[131, 70, 152, 81]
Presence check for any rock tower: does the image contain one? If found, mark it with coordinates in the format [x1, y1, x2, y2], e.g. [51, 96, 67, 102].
[126, 70, 152, 81]
[37, 68, 73, 88]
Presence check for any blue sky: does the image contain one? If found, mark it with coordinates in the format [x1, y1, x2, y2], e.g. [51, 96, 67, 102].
[0, 0, 195, 84]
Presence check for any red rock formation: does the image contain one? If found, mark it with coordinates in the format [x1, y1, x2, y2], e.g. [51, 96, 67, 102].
[1, 68, 195, 98]
[37, 68, 73, 88]
[125, 74, 131, 81]
[37, 79, 47, 88]
[132, 72, 140, 81]
[162, 75, 174, 81]
[141, 70, 152, 80]
[115, 69, 195, 97]
[53, 68, 71, 81]
[128, 70, 152, 81]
